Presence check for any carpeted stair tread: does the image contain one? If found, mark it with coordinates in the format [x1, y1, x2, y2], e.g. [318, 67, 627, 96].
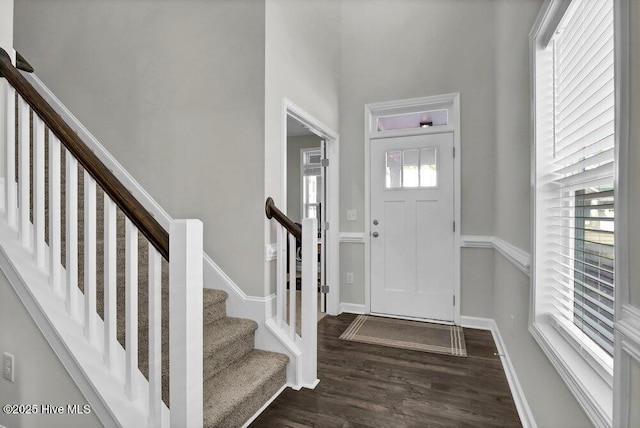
[203, 288, 228, 307]
[203, 317, 257, 380]
[203, 288, 228, 323]
[203, 349, 289, 428]
[204, 317, 257, 350]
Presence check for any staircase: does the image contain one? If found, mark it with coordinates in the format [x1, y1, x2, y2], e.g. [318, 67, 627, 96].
[0, 48, 290, 427]
[81, 182, 289, 427]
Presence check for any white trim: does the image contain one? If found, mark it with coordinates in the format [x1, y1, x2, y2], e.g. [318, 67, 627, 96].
[460, 235, 494, 249]
[492, 237, 530, 276]
[529, 323, 612, 427]
[283, 98, 340, 317]
[339, 303, 365, 314]
[460, 316, 537, 428]
[612, 0, 631, 426]
[616, 305, 640, 364]
[338, 232, 365, 244]
[461, 235, 531, 276]
[241, 384, 288, 428]
[364, 93, 461, 325]
[460, 315, 495, 331]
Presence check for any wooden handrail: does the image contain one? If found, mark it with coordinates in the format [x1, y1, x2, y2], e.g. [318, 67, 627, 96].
[0, 48, 170, 260]
[265, 197, 301, 241]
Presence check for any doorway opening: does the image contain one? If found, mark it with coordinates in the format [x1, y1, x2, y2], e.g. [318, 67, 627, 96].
[283, 99, 339, 319]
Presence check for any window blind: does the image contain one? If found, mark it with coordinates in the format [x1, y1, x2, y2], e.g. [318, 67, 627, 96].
[544, 0, 615, 362]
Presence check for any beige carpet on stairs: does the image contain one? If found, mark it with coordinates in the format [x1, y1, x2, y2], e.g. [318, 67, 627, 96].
[25, 122, 289, 427]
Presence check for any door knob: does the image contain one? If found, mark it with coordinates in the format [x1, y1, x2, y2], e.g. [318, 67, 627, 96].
[372, 232, 379, 238]
[373, 219, 379, 225]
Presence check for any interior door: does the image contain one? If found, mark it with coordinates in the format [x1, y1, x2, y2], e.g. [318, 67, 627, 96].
[370, 132, 455, 321]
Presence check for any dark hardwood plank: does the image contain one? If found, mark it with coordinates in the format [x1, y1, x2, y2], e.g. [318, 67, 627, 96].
[251, 314, 521, 428]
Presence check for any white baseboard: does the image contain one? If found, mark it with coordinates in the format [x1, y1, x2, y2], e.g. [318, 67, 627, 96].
[241, 384, 287, 428]
[460, 315, 495, 331]
[461, 316, 537, 428]
[339, 302, 365, 314]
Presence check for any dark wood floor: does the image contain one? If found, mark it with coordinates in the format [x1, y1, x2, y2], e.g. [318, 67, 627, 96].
[251, 313, 521, 428]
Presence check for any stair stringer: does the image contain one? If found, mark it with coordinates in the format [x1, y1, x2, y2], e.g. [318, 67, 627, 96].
[22, 71, 302, 388]
[0, 215, 167, 428]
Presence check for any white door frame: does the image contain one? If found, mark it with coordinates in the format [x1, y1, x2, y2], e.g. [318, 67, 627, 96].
[364, 93, 461, 325]
[282, 98, 340, 316]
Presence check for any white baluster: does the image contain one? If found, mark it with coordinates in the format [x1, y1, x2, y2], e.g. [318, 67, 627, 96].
[125, 218, 138, 400]
[276, 226, 286, 328]
[103, 195, 117, 370]
[5, 83, 16, 227]
[301, 218, 318, 387]
[84, 171, 97, 342]
[18, 97, 29, 247]
[65, 152, 79, 317]
[170, 219, 203, 428]
[148, 245, 163, 428]
[289, 233, 297, 339]
[49, 135, 62, 294]
[33, 116, 46, 269]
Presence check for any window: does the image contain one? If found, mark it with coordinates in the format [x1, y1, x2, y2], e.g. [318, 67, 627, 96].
[532, 0, 617, 423]
[376, 109, 448, 132]
[385, 148, 437, 189]
[301, 149, 322, 220]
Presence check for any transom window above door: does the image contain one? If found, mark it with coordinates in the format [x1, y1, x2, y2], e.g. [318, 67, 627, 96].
[385, 147, 437, 189]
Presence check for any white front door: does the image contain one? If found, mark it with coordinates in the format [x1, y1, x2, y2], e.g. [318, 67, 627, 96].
[370, 132, 455, 322]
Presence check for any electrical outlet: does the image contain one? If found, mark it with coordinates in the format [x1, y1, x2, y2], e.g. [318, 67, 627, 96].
[3, 352, 14, 382]
[346, 272, 354, 284]
[346, 210, 357, 221]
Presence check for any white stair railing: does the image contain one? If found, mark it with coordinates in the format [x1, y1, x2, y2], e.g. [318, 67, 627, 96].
[1, 48, 203, 427]
[266, 197, 318, 387]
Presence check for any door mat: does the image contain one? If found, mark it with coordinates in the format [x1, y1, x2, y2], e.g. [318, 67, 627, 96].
[339, 315, 467, 357]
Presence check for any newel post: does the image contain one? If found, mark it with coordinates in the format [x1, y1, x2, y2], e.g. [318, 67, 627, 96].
[300, 217, 318, 387]
[170, 219, 203, 427]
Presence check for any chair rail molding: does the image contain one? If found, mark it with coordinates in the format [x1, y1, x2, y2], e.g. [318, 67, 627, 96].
[460, 235, 531, 276]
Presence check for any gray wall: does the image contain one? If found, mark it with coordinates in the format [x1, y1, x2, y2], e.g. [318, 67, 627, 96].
[264, 0, 341, 293]
[286, 135, 322, 222]
[339, 0, 498, 309]
[0, 273, 102, 428]
[14, 0, 268, 297]
[460, 249, 494, 318]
